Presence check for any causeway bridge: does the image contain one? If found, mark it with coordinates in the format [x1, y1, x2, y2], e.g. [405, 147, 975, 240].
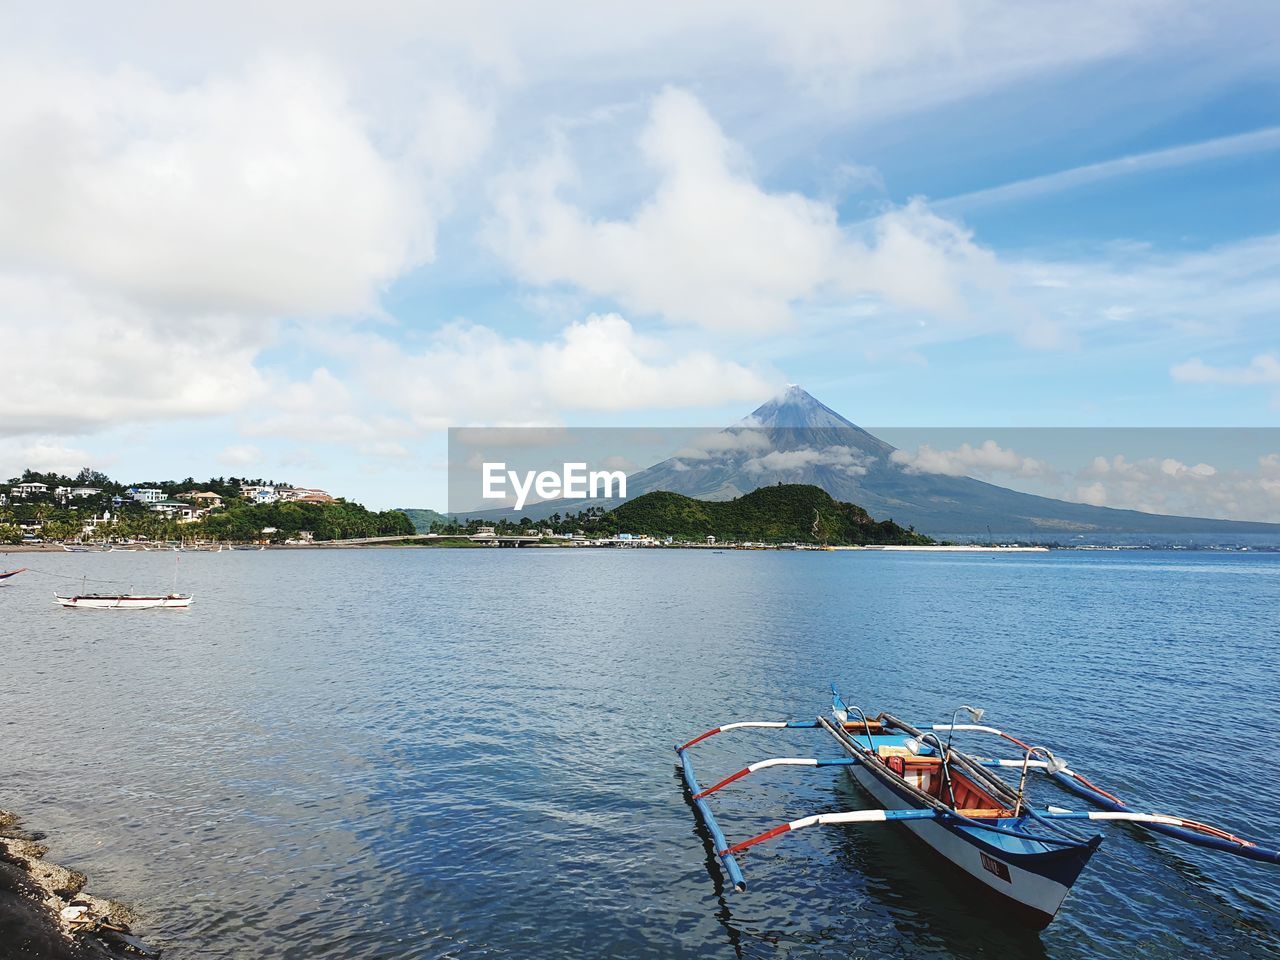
[314, 533, 546, 547]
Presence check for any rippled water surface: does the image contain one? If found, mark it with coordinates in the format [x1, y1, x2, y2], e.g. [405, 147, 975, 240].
[2, 548, 1278, 959]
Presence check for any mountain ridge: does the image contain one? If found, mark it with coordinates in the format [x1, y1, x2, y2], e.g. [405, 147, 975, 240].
[443, 387, 1280, 537]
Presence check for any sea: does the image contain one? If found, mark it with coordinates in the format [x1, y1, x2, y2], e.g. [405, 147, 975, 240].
[1, 548, 1278, 960]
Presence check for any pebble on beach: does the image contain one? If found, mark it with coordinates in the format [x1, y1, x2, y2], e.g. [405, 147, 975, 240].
[0, 809, 155, 958]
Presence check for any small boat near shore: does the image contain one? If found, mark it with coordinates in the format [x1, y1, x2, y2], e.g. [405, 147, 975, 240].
[676, 686, 1279, 929]
[0, 567, 26, 580]
[54, 593, 193, 609]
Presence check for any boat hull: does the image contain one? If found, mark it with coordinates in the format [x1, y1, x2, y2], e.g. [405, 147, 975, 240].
[55, 595, 193, 609]
[848, 763, 1097, 928]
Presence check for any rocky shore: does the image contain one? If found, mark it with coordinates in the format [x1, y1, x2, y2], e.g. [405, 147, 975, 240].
[0, 810, 158, 958]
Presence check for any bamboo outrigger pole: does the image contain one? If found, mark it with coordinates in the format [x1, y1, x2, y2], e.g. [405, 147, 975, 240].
[675, 718, 826, 892]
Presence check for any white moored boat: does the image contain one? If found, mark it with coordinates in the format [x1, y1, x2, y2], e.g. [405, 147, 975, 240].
[54, 593, 193, 609]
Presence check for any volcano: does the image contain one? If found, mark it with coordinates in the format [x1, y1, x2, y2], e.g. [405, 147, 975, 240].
[453, 386, 1280, 538]
[623, 386, 1280, 536]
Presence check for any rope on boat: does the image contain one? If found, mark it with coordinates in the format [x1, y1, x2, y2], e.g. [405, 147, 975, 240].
[9, 565, 134, 585]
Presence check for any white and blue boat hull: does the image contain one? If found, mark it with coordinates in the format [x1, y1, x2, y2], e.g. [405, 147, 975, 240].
[847, 761, 1099, 928]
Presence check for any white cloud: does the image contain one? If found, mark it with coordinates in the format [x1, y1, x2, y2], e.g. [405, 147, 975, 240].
[488, 89, 841, 332]
[5, 3, 1174, 119]
[0, 0, 1271, 491]
[891, 441, 1280, 521]
[0, 55, 493, 442]
[744, 445, 870, 475]
[0, 275, 269, 436]
[241, 368, 418, 451]
[0, 56, 446, 317]
[940, 127, 1280, 212]
[1160, 457, 1216, 478]
[1075, 480, 1109, 507]
[767, 0, 1156, 108]
[1074, 453, 1279, 520]
[451, 427, 571, 447]
[891, 440, 1049, 479]
[1171, 354, 1280, 385]
[1001, 235, 1280, 352]
[855, 198, 1004, 322]
[0, 438, 101, 478]
[489, 88, 1008, 334]
[355, 312, 777, 426]
[673, 430, 773, 460]
[218, 444, 262, 467]
[599, 454, 640, 473]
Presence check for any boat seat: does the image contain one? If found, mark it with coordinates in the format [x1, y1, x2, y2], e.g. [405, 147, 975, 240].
[844, 720, 886, 733]
[877, 745, 913, 759]
[955, 808, 1015, 819]
[877, 746, 941, 766]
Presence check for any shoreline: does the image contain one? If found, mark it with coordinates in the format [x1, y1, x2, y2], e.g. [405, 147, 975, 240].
[4, 540, 1274, 554]
[0, 810, 158, 958]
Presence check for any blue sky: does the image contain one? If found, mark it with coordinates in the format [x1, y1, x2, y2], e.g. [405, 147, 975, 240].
[2, 2, 1278, 515]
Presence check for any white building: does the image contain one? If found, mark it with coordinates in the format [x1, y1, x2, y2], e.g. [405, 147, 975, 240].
[241, 485, 279, 504]
[152, 500, 199, 522]
[12, 482, 48, 497]
[278, 487, 333, 503]
[72, 486, 102, 498]
[130, 487, 165, 503]
[82, 510, 112, 534]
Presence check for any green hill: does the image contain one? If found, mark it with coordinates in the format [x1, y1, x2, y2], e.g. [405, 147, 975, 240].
[606, 484, 931, 545]
[397, 507, 448, 533]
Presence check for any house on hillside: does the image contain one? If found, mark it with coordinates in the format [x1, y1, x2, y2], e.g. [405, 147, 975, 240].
[279, 487, 334, 504]
[152, 500, 199, 522]
[129, 487, 164, 503]
[53, 485, 101, 502]
[181, 491, 223, 508]
[12, 482, 48, 497]
[241, 485, 278, 504]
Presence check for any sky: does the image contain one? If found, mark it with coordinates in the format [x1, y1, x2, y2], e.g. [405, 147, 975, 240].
[2, 1, 1278, 515]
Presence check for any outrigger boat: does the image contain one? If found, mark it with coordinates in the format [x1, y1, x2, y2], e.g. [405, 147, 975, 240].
[676, 687, 1279, 929]
[0, 567, 26, 580]
[54, 593, 192, 609]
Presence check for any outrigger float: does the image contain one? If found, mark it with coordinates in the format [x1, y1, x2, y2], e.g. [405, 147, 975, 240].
[676, 687, 1279, 929]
